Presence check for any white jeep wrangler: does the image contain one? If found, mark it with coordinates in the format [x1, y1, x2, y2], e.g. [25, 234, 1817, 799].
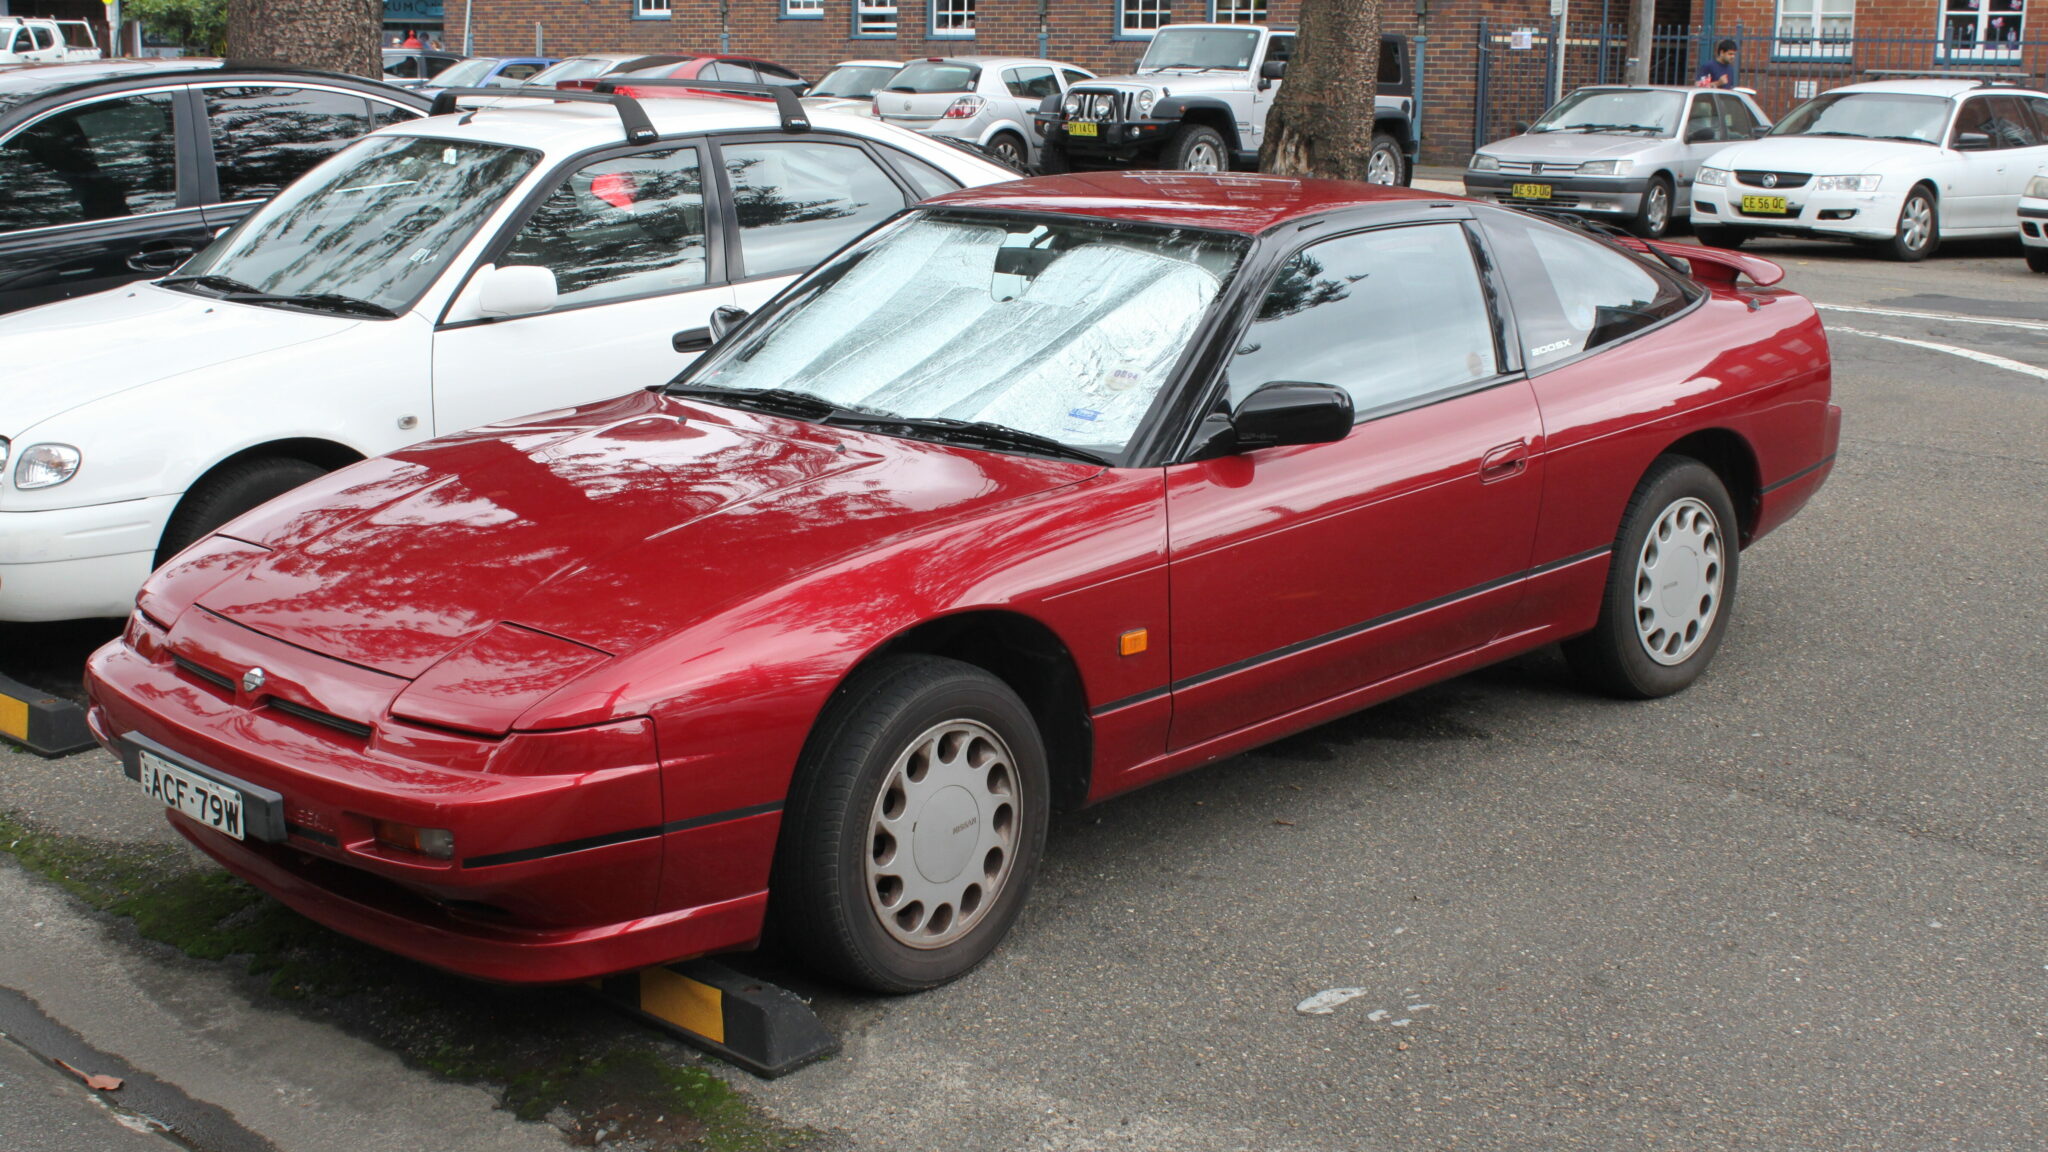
[1, 17, 102, 65]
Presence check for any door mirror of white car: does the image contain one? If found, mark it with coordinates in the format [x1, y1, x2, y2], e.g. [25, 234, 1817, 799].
[708, 304, 750, 343]
[1954, 131, 1993, 152]
[1687, 126, 1715, 144]
[477, 264, 558, 318]
[1259, 60, 1286, 84]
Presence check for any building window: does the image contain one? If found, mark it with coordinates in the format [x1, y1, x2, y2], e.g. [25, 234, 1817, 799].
[1940, 0, 2025, 60]
[1210, 0, 1265, 23]
[931, 0, 975, 37]
[1121, 0, 1171, 37]
[783, 0, 822, 17]
[635, 0, 671, 18]
[1773, 0, 1852, 58]
[856, 0, 898, 36]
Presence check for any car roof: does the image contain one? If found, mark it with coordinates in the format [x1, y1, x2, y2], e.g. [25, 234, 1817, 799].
[833, 59, 905, 68]
[411, 90, 965, 153]
[0, 58, 419, 115]
[1572, 84, 1726, 95]
[915, 56, 1070, 67]
[922, 171, 1447, 235]
[1830, 78, 2046, 98]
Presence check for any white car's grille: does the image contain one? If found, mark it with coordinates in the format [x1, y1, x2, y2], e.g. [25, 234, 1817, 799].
[1498, 159, 1584, 176]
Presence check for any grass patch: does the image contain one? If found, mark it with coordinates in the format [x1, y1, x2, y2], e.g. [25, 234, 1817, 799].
[0, 810, 820, 1150]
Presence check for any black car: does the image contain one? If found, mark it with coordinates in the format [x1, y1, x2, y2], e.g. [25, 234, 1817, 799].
[380, 49, 465, 87]
[0, 60, 429, 314]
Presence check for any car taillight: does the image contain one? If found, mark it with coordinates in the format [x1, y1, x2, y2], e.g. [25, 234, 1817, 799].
[943, 95, 985, 119]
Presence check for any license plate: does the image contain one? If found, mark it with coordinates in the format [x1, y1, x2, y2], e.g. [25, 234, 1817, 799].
[1741, 195, 1789, 215]
[137, 747, 245, 840]
[1511, 183, 1552, 200]
[1067, 121, 1098, 137]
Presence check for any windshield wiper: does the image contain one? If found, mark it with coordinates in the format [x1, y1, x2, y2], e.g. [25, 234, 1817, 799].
[219, 291, 398, 318]
[158, 273, 262, 296]
[666, 383, 895, 423]
[824, 413, 1109, 465]
[1574, 123, 1664, 134]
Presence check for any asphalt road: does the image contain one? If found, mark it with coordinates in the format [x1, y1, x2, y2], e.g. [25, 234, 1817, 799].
[2, 216, 2043, 1151]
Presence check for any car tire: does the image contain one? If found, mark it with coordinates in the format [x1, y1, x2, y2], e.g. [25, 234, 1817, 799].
[1036, 137, 1071, 175]
[1166, 124, 1229, 173]
[2026, 246, 2048, 274]
[1563, 455, 1740, 700]
[1366, 131, 1407, 185]
[155, 456, 328, 568]
[1693, 222, 1746, 249]
[1632, 174, 1675, 239]
[1885, 185, 1938, 262]
[772, 655, 1050, 993]
[985, 131, 1029, 171]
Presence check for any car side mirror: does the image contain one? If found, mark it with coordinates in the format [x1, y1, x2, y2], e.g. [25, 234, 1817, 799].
[1954, 131, 1992, 151]
[1230, 382, 1353, 451]
[1750, 124, 1770, 138]
[1686, 126, 1716, 143]
[708, 304, 750, 343]
[1259, 60, 1287, 82]
[1511, 121, 1530, 135]
[476, 264, 557, 318]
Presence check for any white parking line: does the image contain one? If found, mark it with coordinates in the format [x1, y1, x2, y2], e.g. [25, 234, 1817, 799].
[1818, 303, 2048, 334]
[1830, 325, 2048, 382]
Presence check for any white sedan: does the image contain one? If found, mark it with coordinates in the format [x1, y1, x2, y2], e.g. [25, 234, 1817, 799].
[2021, 164, 2048, 273]
[0, 86, 1014, 622]
[1690, 78, 2048, 260]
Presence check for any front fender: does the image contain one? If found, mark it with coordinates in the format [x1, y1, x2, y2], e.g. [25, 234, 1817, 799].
[1151, 97, 1246, 152]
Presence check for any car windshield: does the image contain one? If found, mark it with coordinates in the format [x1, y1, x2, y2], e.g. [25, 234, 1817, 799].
[523, 57, 613, 87]
[1768, 92, 1950, 144]
[812, 64, 900, 98]
[168, 135, 538, 315]
[1138, 27, 1261, 72]
[885, 62, 978, 93]
[1530, 89, 1684, 135]
[431, 58, 500, 88]
[677, 212, 1249, 461]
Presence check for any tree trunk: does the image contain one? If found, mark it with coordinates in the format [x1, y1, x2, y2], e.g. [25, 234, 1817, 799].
[1258, 0, 1380, 180]
[226, 0, 381, 77]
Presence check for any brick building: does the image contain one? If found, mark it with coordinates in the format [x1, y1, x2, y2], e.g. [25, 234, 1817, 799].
[443, 1, 2039, 165]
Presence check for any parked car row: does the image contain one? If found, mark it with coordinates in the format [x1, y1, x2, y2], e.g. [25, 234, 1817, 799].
[1467, 77, 2048, 265]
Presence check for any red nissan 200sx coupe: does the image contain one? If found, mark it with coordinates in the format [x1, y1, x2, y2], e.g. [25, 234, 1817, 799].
[88, 173, 1838, 993]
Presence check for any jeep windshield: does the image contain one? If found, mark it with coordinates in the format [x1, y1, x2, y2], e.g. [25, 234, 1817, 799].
[1138, 27, 1261, 72]
[165, 135, 538, 316]
[674, 212, 1249, 463]
[1531, 89, 1684, 135]
[1767, 92, 1949, 144]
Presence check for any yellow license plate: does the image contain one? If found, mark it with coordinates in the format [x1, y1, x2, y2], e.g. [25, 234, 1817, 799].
[1511, 183, 1552, 200]
[1741, 195, 1789, 215]
[1067, 121, 1098, 137]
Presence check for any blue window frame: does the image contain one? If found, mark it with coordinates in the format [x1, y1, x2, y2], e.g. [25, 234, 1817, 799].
[930, 0, 975, 38]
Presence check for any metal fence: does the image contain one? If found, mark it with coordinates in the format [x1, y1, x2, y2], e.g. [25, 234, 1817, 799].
[1472, 20, 2048, 154]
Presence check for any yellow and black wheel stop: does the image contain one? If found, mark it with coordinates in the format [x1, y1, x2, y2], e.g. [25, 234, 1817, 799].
[593, 959, 838, 1078]
[0, 672, 94, 757]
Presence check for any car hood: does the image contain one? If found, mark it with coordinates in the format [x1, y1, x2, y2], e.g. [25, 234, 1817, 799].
[193, 391, 1098, 680]
[0, 285, 355, 438]
[1075, 73, 1247, 96]
[1705, 135, 1934, 172]
[1482, 131, 1672, 162]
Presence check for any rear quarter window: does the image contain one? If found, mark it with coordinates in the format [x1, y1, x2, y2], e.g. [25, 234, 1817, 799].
[1477, 208, 1696, 370]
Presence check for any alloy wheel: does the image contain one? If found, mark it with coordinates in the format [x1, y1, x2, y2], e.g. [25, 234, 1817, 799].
[1186, 141, 1223, 173]
[1899, 194, 1932, 253]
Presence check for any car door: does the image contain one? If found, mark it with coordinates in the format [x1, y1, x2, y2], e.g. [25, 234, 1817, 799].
[1990, 95, 2048, 218]
[196, 83, 422, 243]
[716, 134, 926, 313]
[1000, 66, 1059, 147]
[431, 140, 733, 434]
[0, 89, 209, 313]
[1946, 95, 2015, 231]
[1163, 218, 1543, 751]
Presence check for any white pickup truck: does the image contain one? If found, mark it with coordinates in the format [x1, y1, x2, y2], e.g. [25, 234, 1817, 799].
[1, 17, 103, 65]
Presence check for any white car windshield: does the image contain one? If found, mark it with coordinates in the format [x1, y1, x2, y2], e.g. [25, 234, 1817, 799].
[168, 136, 538, 315]
[813, 65, 900, 98]
[679, 213, 1249, 461]
[1769, 92, 1950, 144]
[431, 58, 501, 88]
[1531, 89, 1684, 135]
[1139, 28, 1261, 72]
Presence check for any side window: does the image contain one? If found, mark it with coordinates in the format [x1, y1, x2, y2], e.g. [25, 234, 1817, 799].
[704, 60, 758, 82]
[384, 55, 421, 80]
[1003, 66, 1057, 101]
[1376, 38, 1401, 84]
[1478, 208, 1693, 367]
[756, 63, 807, 88]
[424, 56, 460, 79]
[1266, 35, 1294, 65]
[32, 25, 57, 50]
[0, 93, 179, 233]
[1060, 68, 1091, 89]
[497, 62, 546, 82]
[1951, 97, 2003, 149]
[721, 139, 907, 278]
[204, 87, 372, 203]
[1983, 95, 2041, 148]
[371, 100, 418, 128]
[1225, 223, 1498, 419]
[498, 144, 709, 308]
[1717, 94, 1760, 139]
[875, 144, 961, 198]
[2021, 96, 2048, 140]
[1684, 95, 1716, 140]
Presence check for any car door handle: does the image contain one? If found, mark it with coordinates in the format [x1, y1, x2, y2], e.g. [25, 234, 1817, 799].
[126, 244, 194, 273]
[673, 327, 713, 353]
[1479, 440, 1529, 483]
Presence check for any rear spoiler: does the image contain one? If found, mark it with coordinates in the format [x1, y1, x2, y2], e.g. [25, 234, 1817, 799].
[1615, 237, 1785, 288]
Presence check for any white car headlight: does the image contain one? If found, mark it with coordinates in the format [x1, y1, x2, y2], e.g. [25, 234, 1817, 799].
[1577, 159, 1634, 177]
[1696, 166, 1729, 186]
[1812, 174, 1882, 193]
[1135, 87, 1155, 117]
[13, 443, 80, 489]
[1469, 153, 1501, 171]
[2025, 174, 2048, 199]
[0, 437, 9, 475]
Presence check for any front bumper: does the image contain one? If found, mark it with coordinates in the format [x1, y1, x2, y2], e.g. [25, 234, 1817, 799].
[0, 493, 180, 621]
[84, 614, 779, 984]
[1462, 171, 1652, 218]
[2019, 201, 2048, 248]
[1037, 116, 1177, 165]
[1691, 182, 1901, 240]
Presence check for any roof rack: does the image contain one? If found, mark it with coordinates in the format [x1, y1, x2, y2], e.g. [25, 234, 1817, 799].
[1861, 69, 2027, 84]
[428, 86, 658, 144]
[588, 76, 812, 134]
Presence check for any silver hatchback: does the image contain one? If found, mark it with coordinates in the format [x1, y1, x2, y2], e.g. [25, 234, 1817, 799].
[1464, 85, 1771, 238]
[874, 57, 1094, 169]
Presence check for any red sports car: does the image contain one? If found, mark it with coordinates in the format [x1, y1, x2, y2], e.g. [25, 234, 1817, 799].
[87, 174, 1838, 993]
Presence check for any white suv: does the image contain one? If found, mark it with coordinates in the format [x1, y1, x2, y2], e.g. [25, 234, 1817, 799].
[1691, 79, 2048, 260]
[0, 84, 1015, 622]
